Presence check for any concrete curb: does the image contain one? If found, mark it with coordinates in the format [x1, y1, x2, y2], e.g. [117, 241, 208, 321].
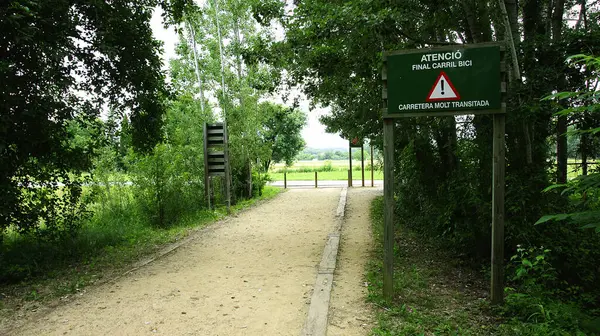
[301, 187, 348, 336]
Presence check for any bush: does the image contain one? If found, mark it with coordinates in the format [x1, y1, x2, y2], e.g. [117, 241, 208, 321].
[252, 171, 271, 197]
[129, 144, 204, 228]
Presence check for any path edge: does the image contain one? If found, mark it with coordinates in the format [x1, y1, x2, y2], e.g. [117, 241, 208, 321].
[300, 187, 348, 336]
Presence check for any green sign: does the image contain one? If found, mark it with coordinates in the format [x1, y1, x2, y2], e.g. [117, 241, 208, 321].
[384, 44, 502, 117]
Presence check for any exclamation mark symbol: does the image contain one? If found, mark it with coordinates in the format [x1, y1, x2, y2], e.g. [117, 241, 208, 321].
[441, 79, 445, 95]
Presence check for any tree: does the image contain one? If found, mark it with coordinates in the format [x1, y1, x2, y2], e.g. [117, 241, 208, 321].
[171, 0, 285, 200]
[0, 0, 194, 237]
[259, 102, 306, 171]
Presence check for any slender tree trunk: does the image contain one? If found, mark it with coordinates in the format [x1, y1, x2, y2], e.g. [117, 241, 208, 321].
[499, 0, 521, 82]
[231, 16, 252, 197]
[552, 0, 568, 184]
[576, 0, 588, 30]
[581, 133, 588, 176]
[461, 0, 482, 43]
[233, 17, 243, 80]
[186, 20, 205, 114]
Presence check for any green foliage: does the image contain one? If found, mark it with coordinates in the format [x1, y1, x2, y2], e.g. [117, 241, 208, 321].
[128, 144, 199, 228]
[251, 170, 270, 197]
[509, 246, 557, 293]
[0, 0, 195, 240]
[495, 244, 599, 335]
[539, 54, 600, 233]
[259, 102, 307, 171]
[499, 293, 593, 336]
[368, 197, 492, 336]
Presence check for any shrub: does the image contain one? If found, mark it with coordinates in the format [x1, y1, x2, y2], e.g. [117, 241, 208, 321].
[129, 144, 204, 228]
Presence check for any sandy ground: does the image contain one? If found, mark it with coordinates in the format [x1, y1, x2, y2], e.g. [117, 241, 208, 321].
[327, 188, 378, 336]
[10, 188, 341, 336]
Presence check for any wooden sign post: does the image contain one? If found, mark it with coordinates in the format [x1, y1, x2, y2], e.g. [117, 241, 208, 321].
[348, 145, 352, 187]
[203, 123, 232, 214]
[383, 43, 506, 304]
[370, 143, 374, 187]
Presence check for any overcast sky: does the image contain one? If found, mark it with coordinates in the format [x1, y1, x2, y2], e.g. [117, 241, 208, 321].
[150, 10, 348, 149]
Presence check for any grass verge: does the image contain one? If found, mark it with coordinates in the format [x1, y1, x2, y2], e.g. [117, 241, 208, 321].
[367, 196, 499, 335]
[367, 196, 600, 335]
[0, 186, 281, 328]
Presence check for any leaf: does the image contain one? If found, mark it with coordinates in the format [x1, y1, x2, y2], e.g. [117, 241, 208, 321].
[581, 223, 600, 230]
[515, 268, 528, 279]
[535, 214, 570, 225]
[542, 184, 567, 192]
[541, 91, 576, 101]
[522, 259, 533, 268]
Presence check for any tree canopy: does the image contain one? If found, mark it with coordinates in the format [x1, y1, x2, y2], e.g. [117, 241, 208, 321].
[258, 102, 306, 170]
[0, 0, 194, 235]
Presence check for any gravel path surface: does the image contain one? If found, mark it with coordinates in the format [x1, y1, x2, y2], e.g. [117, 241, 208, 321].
[12, 188, 342, 336]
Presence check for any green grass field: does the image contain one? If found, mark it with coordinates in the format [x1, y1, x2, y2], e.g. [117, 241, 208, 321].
[566, 159, 598, 180]
[269, 170, 383, 181]
[269, 160, 382, 181]
[271, 160, 353, 170]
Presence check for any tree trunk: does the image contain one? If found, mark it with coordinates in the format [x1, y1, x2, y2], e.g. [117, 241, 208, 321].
[461, 0, 482, 43]
[186, 21, 205, 114]
[575, 0, 588, 30]
[436, 117, 458, 176]
[581, 133, 588, 176]
[552, 0, 567, 184]
[233, 17, 243, 80]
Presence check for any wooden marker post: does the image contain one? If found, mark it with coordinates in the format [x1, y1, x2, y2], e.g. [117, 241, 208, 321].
[383, 119, 395, 301]
[284, 172, 287, 189]
[315, 171, 318, 188]
[491, 109, 506, 304]
[348, 144, 353, 187]
[223, 124, 232, 214]
[348, 170, 351, 187]
[361, 144, 365, 187]
[371, 144, 374, 187]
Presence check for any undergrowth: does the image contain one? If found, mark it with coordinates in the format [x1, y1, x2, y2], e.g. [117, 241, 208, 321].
[367, 196, 599, 336]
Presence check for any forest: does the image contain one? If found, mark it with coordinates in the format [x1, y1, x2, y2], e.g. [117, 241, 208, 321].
[2, 0, 600, 334]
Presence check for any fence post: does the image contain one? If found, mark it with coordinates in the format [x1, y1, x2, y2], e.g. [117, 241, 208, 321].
[371, 145, 374, 187]
[361, 144, 365, 187]
[315, 171, 318, 188]
[348, 169, 351, 187]
[284, 172, 287, 189]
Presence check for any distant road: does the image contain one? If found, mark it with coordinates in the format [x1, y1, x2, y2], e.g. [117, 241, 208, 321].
[269, 180, 383, 188]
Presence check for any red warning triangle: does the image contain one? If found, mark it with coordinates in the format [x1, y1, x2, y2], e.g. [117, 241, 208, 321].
[426, 71, 460, 102]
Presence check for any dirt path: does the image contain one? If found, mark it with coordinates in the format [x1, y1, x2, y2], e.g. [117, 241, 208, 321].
[11, 188, 342, 336]
[327, 188, 378, 336]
